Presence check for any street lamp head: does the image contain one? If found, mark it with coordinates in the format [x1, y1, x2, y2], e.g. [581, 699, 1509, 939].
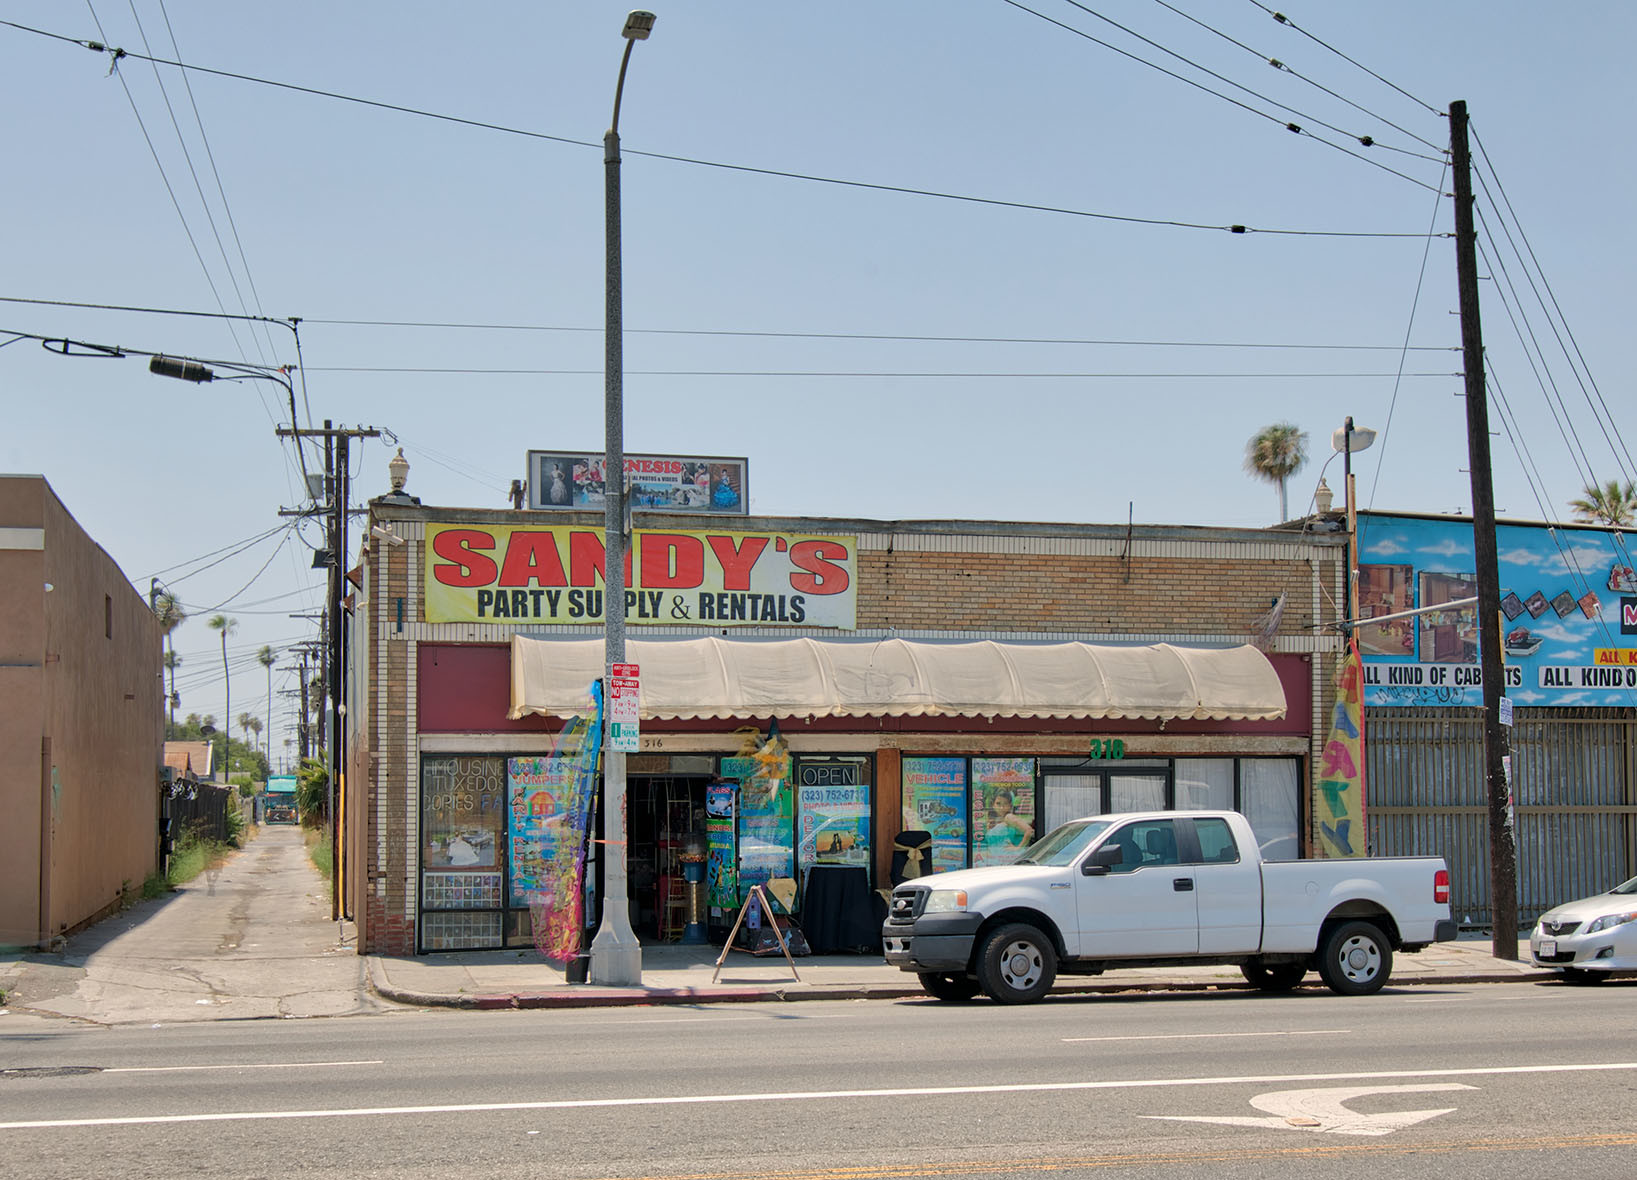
[1332, 422, 1377, 454]
[622, 10, 656, 39]
[149, 355, 215, 383]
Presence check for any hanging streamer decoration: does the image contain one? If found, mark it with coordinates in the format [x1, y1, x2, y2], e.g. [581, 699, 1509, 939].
[516, 681, 604, 961]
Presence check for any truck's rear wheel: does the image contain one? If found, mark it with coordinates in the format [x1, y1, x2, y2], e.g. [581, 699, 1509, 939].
[1240, 960, 1306, 992]
[918, 972, 980, 1001]
[976, 923, 1056, 1004]
[1317, 920, 1392, 995]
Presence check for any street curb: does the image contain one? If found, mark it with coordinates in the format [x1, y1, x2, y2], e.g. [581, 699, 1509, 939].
[365, 957, 1557, 1011]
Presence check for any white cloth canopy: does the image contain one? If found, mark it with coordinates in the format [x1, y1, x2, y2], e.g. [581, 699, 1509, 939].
[509, 636, 1285, 722]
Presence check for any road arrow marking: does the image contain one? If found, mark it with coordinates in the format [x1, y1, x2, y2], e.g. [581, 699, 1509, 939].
[1148, 1083, 1476, 1137]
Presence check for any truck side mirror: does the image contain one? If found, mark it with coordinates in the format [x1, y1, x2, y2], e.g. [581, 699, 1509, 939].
[1083, 844, 1122, 876]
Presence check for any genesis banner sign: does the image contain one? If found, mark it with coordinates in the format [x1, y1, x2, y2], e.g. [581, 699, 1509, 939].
[527, 451, 747, 514]
[1356, 512, 1637, 707]
[425, 522, 856, 629]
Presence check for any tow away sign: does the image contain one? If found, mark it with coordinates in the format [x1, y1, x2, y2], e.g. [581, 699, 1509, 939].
[609, 663, 640, 753]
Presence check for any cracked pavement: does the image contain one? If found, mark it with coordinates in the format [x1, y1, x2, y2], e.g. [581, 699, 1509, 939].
[0, 825, 383, 1026]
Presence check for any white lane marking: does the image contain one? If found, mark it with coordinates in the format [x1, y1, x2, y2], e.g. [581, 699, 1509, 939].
[1149, 1083, 1475, 1137]
[1063, 1029, 1350, 1043]
[103, 1061, 385, 1074]
[583, 1013, 852, 1026]
[2, 1061, 1633, 1131]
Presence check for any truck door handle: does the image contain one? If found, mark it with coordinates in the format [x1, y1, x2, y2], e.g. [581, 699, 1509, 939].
[1173, 878, 1194, 892]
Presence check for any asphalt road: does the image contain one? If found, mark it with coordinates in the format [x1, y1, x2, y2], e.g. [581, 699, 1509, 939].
[4, 980, 1635, 1178]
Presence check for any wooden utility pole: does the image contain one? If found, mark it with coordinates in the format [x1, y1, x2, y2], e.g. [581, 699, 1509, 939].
[1450, 99, 1518, 957]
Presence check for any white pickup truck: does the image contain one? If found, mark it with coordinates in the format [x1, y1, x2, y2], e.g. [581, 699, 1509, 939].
[881, 809, 1456, 1003]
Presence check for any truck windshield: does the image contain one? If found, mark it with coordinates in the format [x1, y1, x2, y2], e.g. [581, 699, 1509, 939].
[1015, 819, 1113, 867]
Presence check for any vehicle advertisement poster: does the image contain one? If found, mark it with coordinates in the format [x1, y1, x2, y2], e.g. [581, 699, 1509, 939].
[901, 757, 969, 874]
[970, 757, 1037, 867]
[527, 451, 747, 514]
[1357, 512, 1637, 707]
[424, 522, 856, 629]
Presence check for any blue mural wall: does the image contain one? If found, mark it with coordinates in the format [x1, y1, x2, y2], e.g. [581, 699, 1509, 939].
[1356, 513, 1637, 708]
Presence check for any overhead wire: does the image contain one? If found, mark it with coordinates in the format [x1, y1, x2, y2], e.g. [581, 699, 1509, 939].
[120, 0, 270, 369]
[1049, 0, 1444, 160]
[153, 0, 282, 367]
[78, 3, 254, 363]
[1470, 124, 1635, 485]
[1473, 225, 1596, 497]
[998, 0, 1442, 191]
[1, 17, 1438, 237]
[302, 365, 1460, 379]
[1144, 0, 1445, 154]
[1240, 0, 1445, 118]
[0, 299, 1456, 350]
[1362, 156, 1450, 514]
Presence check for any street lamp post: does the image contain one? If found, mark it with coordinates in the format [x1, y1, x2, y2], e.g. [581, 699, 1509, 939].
[589, 9, 656, 987]
[1332, 417, 1377, 626]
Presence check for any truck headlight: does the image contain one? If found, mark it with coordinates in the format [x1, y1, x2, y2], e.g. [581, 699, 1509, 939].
[1584, 911, 1637, 934]
[922, 889, 968, 914]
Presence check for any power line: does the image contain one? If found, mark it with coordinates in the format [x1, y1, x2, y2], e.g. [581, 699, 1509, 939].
[302, 365, 1460, 379]
[0, 298, 1456, 351]
[1470, 124, 1635, 485]
[1145, 0, 1445, 154]
[120, 0, 270, 368]
[1362, 156, 1450, 515]
[1241, 0, 1444, 117]
[3, 18, 1440, 237]
[999, 0, 1442, 191]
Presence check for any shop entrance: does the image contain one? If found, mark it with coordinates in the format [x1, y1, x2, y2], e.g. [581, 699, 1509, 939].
[628, 775, 709, 941]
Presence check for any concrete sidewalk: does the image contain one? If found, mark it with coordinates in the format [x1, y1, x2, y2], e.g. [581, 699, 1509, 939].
[366, 935, 1553, 1010]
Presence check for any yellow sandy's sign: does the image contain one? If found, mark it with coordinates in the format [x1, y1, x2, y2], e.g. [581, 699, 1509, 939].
[424, 523, 855, 629]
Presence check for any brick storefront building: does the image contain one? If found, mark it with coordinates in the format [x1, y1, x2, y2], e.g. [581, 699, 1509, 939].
[346, 501, 1348, 956]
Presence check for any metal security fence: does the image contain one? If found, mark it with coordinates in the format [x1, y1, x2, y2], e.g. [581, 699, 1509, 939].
[1365, 708, 1637, 930]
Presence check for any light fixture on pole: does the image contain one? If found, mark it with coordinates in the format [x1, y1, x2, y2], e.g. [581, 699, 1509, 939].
[588, 8, 656, 988]
[1332, 418, 1377, 625]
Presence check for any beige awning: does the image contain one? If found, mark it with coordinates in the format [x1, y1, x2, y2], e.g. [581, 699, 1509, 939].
[509, 636, 1285, 722]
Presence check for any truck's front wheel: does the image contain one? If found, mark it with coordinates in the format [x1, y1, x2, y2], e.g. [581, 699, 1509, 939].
[1317, 920, 1392, 995]
[976, 923, 1056, 1004]
[918, 972, 980, 1001]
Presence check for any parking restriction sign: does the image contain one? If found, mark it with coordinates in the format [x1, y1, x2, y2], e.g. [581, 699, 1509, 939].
[609, 663, 640, 752]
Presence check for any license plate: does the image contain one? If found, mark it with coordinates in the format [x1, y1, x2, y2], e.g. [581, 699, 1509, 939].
[1539, 939, 1556, 958]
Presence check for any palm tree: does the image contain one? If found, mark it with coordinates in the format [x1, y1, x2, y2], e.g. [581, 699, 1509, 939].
[1245, 422, 1310, 522]
[1568, 479, 1637, 527]
[207, 614, 238, 779]
[258, 645, 278, 763]
[151, 591, 186, 729]
[162, 649, 182, 732]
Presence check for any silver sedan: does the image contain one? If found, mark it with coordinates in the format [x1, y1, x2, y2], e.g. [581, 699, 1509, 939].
[1530, 875, 1637, 982]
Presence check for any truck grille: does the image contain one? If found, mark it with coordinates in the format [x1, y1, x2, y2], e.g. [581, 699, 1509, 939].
[888, 888, 926, 922]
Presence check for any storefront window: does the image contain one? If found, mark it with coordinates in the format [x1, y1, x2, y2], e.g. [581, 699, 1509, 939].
[1175, 759, 1234, 810]
[901, 757, 968, 874]
[795, 756, 871, 874]
[1242, 758, 1300, 860]
[971, 757, 1037, 866]
[1041, 774, 1099, 833]
[1108, 772, 1166, 813]
[420, 755, 507, 951]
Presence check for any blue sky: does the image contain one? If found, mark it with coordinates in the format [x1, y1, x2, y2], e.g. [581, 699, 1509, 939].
[3, 2, 1632, 762]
